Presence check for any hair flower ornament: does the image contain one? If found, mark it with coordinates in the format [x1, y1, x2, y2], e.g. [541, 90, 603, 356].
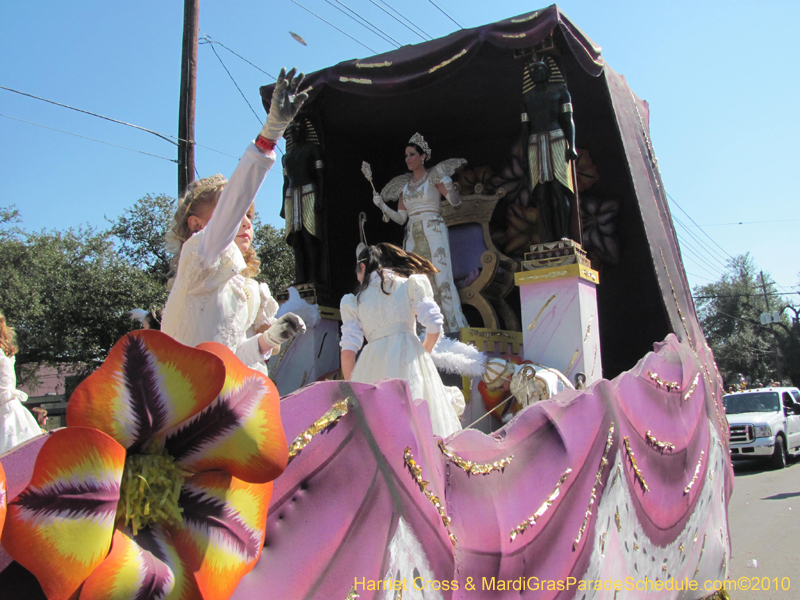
[1, 330, 287, 600]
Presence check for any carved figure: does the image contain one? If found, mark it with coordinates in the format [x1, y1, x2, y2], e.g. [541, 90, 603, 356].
[522, 56, 578, 243]
[281, 119, 324, 284]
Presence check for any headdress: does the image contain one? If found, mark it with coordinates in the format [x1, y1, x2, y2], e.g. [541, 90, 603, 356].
[356, 212, 368, 260]
[408, 133, 431, 162]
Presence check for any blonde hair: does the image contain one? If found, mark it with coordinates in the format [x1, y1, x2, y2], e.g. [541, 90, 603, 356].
[167, 174, 261, 280]
[0, 312, 18, 357]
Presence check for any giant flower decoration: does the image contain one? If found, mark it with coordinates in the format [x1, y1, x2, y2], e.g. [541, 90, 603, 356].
[0, 461, 6, 538]
[0, 330, 287, 600]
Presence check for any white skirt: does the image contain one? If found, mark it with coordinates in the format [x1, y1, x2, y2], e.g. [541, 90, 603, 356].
[0, 399, 42, 454]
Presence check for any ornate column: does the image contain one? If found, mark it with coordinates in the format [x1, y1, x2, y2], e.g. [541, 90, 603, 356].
[515, 240, 602, 385]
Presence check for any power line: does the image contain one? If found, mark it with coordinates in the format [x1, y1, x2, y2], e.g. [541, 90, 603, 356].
[672, 215, 730, 273]
[370, 0, 432, 41]
[0, 113, 177, 163]
[202, 34, 262, 124]
[686, 218, 800, 227]
[325, 0, 402, 48]
[426, 0, 464, 29]
[667, 192, 734, 261]
[291, 0, 378, 54]
[1, 85, 177, 145]
[199, 33, 276, 80]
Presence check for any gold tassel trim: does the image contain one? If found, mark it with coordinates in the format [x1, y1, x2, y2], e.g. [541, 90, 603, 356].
[510, 468, 572, 541]
[684, 450, 705, 495]
[574, 424, 615, 549]
[624, 436, 649, 492]
[645, 430, 675, 453]
[288, 398, 350, 461]
[404, 447, 457, 546]
[437, 439, 514, 475]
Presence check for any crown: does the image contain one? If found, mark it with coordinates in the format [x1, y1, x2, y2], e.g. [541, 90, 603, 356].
[408, 133, 431, 161]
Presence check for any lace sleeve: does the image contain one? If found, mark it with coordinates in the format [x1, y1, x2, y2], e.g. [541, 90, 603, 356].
[339, 295, 364, 353]
[408, 275, 443, 333]
[428, 158, 467, 186]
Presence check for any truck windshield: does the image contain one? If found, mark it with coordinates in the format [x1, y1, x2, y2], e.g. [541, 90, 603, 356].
[723, 392, 780, 414]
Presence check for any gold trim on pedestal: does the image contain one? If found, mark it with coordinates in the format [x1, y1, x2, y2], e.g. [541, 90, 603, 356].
[514, 263, 599, 286]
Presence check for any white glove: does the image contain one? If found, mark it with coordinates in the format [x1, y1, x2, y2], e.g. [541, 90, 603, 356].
[260, 67, 308, 141]
[373, 194, 408, 225]
[443, 179, 461, 206]
[262, 313, 306, 348]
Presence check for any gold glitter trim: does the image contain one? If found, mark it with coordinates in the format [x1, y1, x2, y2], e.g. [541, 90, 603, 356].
[510, 468, 572, 541]
[429, 49, 468, 73]
[614, 507, 621, 532]
[611, 463, 621, 489]
[591, 346, 598, 377]
[662, 564, 668, 574]
[645, 430, 675, 453]
[694, 533, 707, 576]
[574, 424, 614, 549]
[288, 399, 350, 461]
[684, 450, 705, 495]
[437, 440, 514, 475]
[511, 12, 539, 22]
[679, 544, 684, 554]
[700, 590, 730, 600]
[345, 586, 359, 600]
[404, 447, 457, 546]
[339, 77, 372, 84]
[516, 269, 568, 283]
[502, 33, 527, 38]
[633, 543, 639, 551]
[660, 249, 693, 345]
[684, 373, 700, 402]
[583, 314, 594, 342]
[355, 61, 392, 68]
[527, 294, 556, 330]
[648, 371, 680, 391]
[600, 531, 607, 555]
[624, 436, 649, 492]
[566, 350, 580, 374]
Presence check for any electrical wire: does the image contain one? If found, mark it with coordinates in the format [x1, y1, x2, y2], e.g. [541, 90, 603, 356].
[291, 0, 378, 54]
[667, 192, 734, 260]
[199, 33, 276, 80]
[1, 85, 177, 145]
[688, 218, 800, 227]
[672, 216, 730, 273]
[326, 0, 402, 48]
[370, 0, 432, 41]
[426, 0, 464, 29]
[202, 34, 263, 124]
[0, 113, 177, 163]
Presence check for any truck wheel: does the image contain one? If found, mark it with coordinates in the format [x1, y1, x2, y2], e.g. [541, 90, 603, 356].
[771, 434, 787, 470]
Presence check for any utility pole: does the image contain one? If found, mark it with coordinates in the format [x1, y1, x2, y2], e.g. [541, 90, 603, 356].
[760, 270, 784, 384]
[178, 0, 199, 199]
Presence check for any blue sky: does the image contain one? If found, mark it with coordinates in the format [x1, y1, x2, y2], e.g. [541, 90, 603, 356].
[2, 1, 798, 298]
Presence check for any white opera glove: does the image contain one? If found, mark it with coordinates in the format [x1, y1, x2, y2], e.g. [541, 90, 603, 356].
[443, 179, 461, 206]
[262, 313, 306, 349]
[260, 68, 308, 142]
[373, 194, 408, 225]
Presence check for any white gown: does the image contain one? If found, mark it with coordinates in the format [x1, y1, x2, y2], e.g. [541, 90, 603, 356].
[340, 272, 463, 438]
[162, 143, 279, 374]
[0, 353, 41, 454]
[402, 175, 468, 333]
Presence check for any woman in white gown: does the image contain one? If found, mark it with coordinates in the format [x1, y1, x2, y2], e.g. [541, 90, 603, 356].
[162, 68, 307, 372]
[340, 244, 463, 438]
[0, 312, 41, 454]
[371, 134, 468, 333]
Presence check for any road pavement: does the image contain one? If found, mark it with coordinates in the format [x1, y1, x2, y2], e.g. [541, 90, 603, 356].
[726, 456, 800, 599]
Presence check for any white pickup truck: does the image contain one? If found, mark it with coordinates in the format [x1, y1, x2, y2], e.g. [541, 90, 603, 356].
[723, 386, 800, 469]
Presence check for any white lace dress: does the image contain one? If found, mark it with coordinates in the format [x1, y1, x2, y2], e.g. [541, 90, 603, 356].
[1, 353, 41, 454]
[162, 143, 279, 373]
[340, 272, 463, 438]
[402, 175, 468, 333]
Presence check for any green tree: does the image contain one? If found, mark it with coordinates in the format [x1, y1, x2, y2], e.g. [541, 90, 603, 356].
[253, 220, 295, 294]
[0, 226, 168, 388]
[107, 193, 175, 285]
[695, 254, 791, 386]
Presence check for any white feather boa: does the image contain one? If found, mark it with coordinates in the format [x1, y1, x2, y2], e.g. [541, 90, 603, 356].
[428, 335, 487, 378]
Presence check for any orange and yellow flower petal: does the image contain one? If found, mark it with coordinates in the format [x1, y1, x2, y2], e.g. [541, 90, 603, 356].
[168, 471, 272, 600]
[0, 461, 6, 538]
[1, 427, 125, 600]
[79, 529, 175, 600]
[67, 331, 226, 453]
[163, 342, 287, 484]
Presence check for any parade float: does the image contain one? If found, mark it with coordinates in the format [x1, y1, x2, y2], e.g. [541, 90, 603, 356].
[0, 5, 731, 600]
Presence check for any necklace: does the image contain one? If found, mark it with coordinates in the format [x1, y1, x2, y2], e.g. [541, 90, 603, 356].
[406, 171, 429, 194]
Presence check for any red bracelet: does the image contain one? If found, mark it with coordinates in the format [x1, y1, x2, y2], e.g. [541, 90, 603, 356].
[255, 135, 277, 152]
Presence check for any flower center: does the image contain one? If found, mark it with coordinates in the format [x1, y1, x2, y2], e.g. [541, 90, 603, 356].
[117, 450, 186, 535]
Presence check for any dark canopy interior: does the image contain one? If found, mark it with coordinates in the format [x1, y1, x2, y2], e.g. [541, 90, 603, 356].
[262, 4, 700, 379]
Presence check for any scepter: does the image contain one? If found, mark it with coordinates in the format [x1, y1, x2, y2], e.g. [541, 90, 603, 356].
[361, 161, 389, 222]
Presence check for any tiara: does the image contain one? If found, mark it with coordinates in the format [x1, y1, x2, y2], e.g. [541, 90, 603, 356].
[183, 173, 227, 200]
[408, 133, 431, 161]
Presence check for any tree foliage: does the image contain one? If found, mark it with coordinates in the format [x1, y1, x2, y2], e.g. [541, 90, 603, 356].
[253, 219, 295, 294]
[694, 253, 796, 386]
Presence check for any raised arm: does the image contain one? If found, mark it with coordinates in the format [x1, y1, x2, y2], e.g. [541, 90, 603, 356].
[200, 68, 308, 265]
